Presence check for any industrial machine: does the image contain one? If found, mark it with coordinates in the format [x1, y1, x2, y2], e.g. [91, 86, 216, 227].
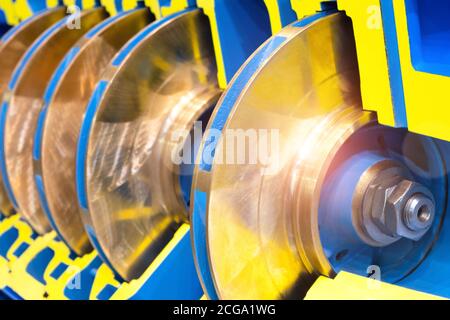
[0, 0, 448, 300]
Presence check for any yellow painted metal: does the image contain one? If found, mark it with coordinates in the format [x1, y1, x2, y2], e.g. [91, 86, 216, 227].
[0, 215, 23, 286]
[6, 230, 103, 300]
[305, 272, 443, 300]
[197, 0, 226, 88]
[47, 226, 191, 300]
[144, 0, 191, 19]
[0, 0, 19, 25]
[291, 0, 323, 18]
[337, 0, 396, 127]
[99, 0, 142, 16]
[63, 0, 97, 9]
[46, 252, 120, 300]
[14, 0, 60, 21]
[6, 232, 57, 299]
[392, 1, 450, 142]
[38, 226, 193, 300]
[14, 0, 33, 21]
[0, 216, 35, 269]
[263, 0, 288, 33]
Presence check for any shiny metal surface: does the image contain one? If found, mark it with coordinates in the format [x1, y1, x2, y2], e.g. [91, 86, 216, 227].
[195, 13, 365, 299]
[2, 8, 108, 234]
[354, 160, 436, 246]
[84, 9, 220, 280]
[404, 193, 435, 231]
[0, 7, 66, 215]
[36, 9, 152, 255]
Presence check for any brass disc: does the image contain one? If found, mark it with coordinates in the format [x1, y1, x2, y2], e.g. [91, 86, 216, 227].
[35, 8, 152, 255]
[0, 7, 66, 216]
[80, 9, 221, 280]
[193, 12, 367, 299]
[0, 8, 108, 234]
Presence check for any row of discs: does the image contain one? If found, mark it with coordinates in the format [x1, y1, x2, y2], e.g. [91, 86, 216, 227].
[2, 4, 448, 300]
[0, 5, 221, 283]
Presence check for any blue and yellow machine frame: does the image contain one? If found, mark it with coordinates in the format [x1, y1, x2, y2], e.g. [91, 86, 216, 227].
[0, 0, 448, 300]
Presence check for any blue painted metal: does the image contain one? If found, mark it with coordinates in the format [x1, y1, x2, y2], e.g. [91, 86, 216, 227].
[191, 190, 217, 299]
[0, 8, 7, 26]
[397, 138, 450, 298]
[210, 0, 272, 84]
[379, 0, 408, 127]
[2, 287, 23, 300]
[76, 80, 107, 213]
[26, 247, 55, 285]
[27, 0, 54, 13]
[404, 0, 450, 77]
[275, 0, 297, 27]
[0, 227, 18, 258]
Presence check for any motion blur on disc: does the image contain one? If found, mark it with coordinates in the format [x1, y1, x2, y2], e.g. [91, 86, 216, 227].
[0, 7, 108, 234]
[34, 8, 153, 256]
[79, 9, 221, 281]
[0, 7, 66, 216]
[192, 12, 449, 299]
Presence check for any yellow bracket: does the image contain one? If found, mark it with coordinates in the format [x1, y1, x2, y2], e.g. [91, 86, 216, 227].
[306, 272, 443, 300]
[6, 232, 56, 299]
[197, 0, 226, 88]
[143, 0, 191, 19]
[338, 0, 396, 127]
[99, 0, 142, 16]
[44, 251, 119, 300]
[14, 0, 60, 21]
[63, 0, 97, 10]
[0, 215, 35, 273]
[0, 0, 20, 25]
[291, 0, 326, 18]
[5, 227, 97, 299]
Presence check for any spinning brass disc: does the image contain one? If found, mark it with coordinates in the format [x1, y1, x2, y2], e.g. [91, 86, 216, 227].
[0, 7, 66, 216]
[0, 8, 108, 234]
[192, 12, 366, 299]
[81, 9, 221, 280]
[34, 8, 152, 255]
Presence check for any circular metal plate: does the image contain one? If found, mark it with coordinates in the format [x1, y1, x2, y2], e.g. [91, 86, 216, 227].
[192, 12, 364, 299]
[79, 9, 220, 280]
[0, 7, 66, 216]
[0, 8, 108, 234]
[34, 8, 152, 255]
